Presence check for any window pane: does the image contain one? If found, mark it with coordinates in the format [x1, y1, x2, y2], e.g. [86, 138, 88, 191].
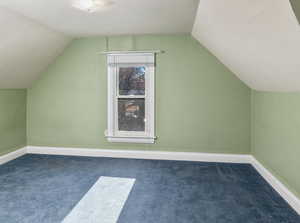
[118, 99, 145, 131]
[119, 67, 145, 95]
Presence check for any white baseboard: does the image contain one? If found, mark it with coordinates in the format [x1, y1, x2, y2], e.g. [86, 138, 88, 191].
[0, 147, 27, 165]
[251, 157, 300, 215]
[1, 145, 300, 215]
[26, 146, 252, 163]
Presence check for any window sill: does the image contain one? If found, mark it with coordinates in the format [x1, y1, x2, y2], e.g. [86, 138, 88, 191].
[105, 135, 156, 144]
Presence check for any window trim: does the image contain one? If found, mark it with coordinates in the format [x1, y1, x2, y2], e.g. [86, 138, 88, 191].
[105, 52, 156, 144]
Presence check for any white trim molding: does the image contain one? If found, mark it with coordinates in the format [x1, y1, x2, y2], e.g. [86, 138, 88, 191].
[100, 50, 164, 55]
[105, 136, 156, 144]
[0, 147, 27, 165]
[1, 146, 300, 215]
[251, 156, 300, 215]
[26, 146, 252, 163]
[106, 52, 156, 144]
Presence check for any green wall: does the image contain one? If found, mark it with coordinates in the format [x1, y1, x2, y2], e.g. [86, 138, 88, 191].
[290, 0, 300, 23]
[252, 90, 300, 199]
[27, 34, 251, 154]
[3, 34, 299, 203]
[0, 89, 27, 156]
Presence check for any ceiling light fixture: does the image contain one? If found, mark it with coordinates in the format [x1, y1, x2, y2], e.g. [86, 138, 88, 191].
[72, 0, 114, 13]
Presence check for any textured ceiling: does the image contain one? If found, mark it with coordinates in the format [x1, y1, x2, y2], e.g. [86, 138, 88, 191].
[0, 0, 200, 36]
[0, 8, 71, 88]
[192, 0, 300, 92]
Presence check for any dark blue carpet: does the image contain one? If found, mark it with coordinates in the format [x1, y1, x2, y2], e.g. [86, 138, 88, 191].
[0, 154, 299, 223]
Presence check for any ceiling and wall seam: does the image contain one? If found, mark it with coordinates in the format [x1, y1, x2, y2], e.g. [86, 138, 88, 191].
[2, 0, 300, 91]
[0, 0, 199, 88]
[0, 7, 71, 88]
[192, 0, 300, 92]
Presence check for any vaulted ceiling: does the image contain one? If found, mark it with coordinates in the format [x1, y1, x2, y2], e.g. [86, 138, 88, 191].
[192, 0, 300, 91]
[0, 8, 70, 88]
[1, 0, 300, 91]
[0, 0, 199, 88]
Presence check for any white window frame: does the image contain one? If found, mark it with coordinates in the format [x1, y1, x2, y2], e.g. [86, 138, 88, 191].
[105, 52, 156, 143]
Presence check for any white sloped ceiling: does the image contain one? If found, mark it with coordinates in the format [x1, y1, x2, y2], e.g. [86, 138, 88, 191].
[0, 8, 71, 88]
[192, 0, 300, 92]
[2, 0, 300, 91]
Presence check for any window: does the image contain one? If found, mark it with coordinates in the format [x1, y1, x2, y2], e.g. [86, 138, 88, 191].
[105, 52, 156, 143]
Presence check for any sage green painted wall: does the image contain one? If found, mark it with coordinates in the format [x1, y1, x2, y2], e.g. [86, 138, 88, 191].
[0, 89, 26, 156]
[290, 0, 300, 23]
[252, 90, 300, 199]
[27, 34, 251, 154]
